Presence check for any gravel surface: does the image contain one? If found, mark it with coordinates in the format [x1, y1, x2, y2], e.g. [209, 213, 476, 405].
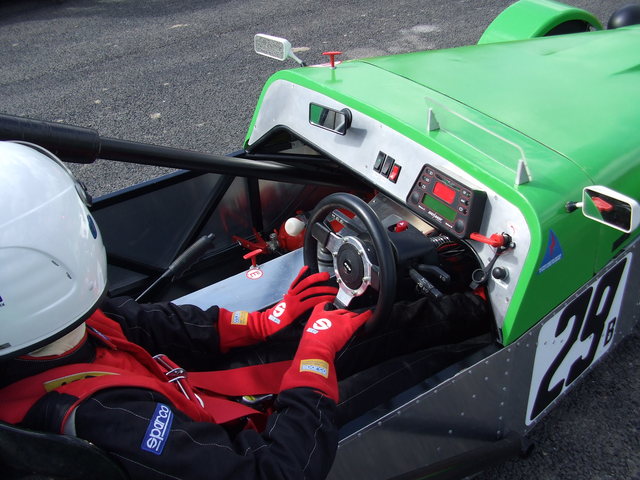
[1, 1, 637, 479]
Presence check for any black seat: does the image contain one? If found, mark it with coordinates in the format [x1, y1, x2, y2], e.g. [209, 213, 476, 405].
[0, 421, 127, 480]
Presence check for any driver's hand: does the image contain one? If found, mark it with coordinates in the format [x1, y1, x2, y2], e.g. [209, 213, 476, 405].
[218, 266, 337, 351]
[279, 302, 372, 401]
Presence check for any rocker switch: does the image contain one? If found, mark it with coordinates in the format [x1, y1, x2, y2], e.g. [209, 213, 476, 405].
[381, 155, 395, 176]
[374, 152, 386, 172]
[389, 164, 401, 183]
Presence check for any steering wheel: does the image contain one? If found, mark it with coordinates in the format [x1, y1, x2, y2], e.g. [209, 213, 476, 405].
[303, 192, 396, 330]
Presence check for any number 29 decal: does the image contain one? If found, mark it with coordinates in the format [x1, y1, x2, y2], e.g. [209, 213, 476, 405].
[526, 253, 632, 425]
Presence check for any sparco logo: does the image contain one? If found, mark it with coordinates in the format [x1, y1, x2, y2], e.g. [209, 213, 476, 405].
[141, 403, 174, 455]
[268, 302, 287, 324]
[306, 318, 332, 334]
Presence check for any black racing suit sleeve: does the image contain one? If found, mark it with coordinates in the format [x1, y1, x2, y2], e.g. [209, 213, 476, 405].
[100, 296, 225, 370]
[73, 386, 338, 480]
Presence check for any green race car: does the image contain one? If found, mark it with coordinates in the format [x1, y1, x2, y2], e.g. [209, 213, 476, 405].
[1, 0, 638, 478]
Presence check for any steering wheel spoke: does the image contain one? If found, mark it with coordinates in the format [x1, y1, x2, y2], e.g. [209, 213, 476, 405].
[310, 220, 342, 253]
[334, 287, 355, 309]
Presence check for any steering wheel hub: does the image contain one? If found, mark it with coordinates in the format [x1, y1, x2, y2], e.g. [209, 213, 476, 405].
[335, 237, 370, 293]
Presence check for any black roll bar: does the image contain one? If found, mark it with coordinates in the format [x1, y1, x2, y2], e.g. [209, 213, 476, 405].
[0, 113, 354, 187]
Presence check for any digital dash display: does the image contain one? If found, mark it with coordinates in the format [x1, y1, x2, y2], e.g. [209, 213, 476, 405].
[421, 193, 457, 222]
[407, 164, 487, 238]
[433, 181, 456, 204]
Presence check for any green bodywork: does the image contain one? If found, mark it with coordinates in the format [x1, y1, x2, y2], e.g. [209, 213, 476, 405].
[245, 22, 640, 344]
[478, 0, 602, 44]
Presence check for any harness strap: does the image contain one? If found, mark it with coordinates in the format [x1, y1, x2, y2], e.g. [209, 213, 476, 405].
[0, 310, 294, 430]
[54, 372, 265, 427]
[0, 360, 293, 427]
[189, 361, 292, 397]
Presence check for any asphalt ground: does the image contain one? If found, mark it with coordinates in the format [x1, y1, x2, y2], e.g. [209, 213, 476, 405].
[1, 1, 638, 479]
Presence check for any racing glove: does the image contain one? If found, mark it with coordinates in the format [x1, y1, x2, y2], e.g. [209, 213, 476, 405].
[218, 266, 338, 351]
[279, 302, 372, 402]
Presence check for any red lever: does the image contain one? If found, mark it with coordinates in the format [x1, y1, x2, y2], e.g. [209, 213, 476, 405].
[322, 51, 342, 68]
[592, 196, 614, 212]
[470, 232, 507, 248]
[243, 249, 262, 268]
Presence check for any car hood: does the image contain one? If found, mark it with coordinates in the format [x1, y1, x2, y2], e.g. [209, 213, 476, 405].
[360, 26, 640, 184]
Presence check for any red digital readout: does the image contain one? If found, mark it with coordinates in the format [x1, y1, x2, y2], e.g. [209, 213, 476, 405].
[433, 181, 456, 205]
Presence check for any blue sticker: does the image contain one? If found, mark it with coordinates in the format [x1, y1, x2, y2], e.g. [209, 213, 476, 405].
[538, 230, 564, 274]
[141, 403, 174, 455]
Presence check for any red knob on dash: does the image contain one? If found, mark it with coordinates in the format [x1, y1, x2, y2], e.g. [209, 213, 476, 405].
[322, 51, 342, 68]
[394, 221, 409, 232]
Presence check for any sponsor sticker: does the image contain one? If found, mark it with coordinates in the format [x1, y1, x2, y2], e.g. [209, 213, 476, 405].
[300, 359, 330, 378]
[141, 403, 174, 455]
[538, 230, 563, 273]
[231, 311, 249, 326]
[306, 318, 332, 335]
[246, 268, 264, 280]
[43, 371, 118, 392]
[268, 302, 286, 324]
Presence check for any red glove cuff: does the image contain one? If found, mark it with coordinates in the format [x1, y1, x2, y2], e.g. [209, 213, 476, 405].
[279, 344, 338, 402]
[217, 308, 263, 352]
[278, 303, 372, 402]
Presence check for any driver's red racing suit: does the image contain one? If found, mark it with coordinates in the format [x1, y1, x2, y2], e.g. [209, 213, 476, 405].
[0, 290, 489, 480]
[0, 297, 338, 480]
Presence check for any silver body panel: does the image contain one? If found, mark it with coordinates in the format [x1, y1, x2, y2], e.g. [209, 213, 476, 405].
[247, 79, 531, 333]
[174, 248, 303, 311]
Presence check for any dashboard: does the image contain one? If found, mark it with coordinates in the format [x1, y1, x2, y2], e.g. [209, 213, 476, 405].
[247, 79, 531, 334]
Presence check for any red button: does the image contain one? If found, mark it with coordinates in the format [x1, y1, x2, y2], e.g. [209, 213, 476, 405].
[389, 164, 401, 183]
[394, 221, 409, 232]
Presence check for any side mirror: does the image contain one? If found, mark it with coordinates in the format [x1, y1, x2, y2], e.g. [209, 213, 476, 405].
[579, 186, 640, 233]
[254, 34, 306, 66]
[309, 103, 352, 135]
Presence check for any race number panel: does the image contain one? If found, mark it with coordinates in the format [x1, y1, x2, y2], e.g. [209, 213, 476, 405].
[526, 253, 632, 425]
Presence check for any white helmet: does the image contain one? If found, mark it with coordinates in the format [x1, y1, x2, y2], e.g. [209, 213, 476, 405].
[0, 141, 107, 358]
